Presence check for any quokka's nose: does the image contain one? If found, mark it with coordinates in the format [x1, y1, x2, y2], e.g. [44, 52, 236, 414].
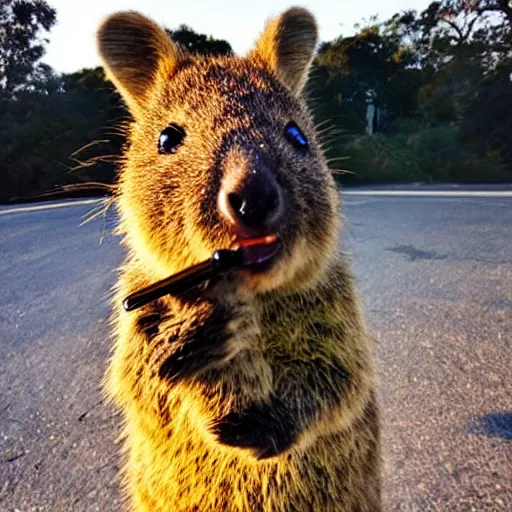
[218, 155, 283, 234]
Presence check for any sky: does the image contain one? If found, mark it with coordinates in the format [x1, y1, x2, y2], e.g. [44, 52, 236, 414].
[43, 0, 432, 74]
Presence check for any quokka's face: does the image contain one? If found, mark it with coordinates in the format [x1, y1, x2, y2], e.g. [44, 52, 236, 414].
[99, 9, 340, 294]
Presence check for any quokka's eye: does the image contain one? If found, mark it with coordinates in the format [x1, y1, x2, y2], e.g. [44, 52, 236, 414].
[158, 124, 186, 154]
[284, 121, 309, 155]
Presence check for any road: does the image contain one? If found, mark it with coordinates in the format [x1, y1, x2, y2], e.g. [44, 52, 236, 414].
[1, 190, 511, 511]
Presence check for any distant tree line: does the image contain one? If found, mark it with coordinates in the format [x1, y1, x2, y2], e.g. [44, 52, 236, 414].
[0, 0, 511, 202]
[309, 0, 512, 183]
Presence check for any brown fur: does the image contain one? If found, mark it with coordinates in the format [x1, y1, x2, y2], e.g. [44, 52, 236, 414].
[98, 7, 380, 511]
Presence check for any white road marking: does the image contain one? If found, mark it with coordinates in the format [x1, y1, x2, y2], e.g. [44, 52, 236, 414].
[343, 190, 512, 198]
[341, 199, 372, 205]
[0, 199, 103, 216]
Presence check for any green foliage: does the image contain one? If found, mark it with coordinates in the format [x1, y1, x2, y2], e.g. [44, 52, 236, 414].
[0, 0, 56, 100]
[335, 127, 509, 184]
[460, 82, 512, 170]
[308, 0, 512, 185]
[0, 67, 125, 202]
[311, 24, 422, 132]
[166, 25, 232, 56]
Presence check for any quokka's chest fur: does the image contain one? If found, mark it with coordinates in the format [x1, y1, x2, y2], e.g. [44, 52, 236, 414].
[107, 263, 380, 511]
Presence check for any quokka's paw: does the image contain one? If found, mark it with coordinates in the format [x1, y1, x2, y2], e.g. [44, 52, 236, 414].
[212, 399, 297, 459]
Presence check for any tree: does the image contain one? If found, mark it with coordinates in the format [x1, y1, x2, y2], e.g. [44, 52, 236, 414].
[166, 25, 232, 56]
[460, 81, 512, 169]
[307, 3, 511, 184]
[385, 1, 511, 78]
[0, 67, 126, 202]
[464, 0, 512, 23]
[309, 22, 421, 134]
[0, 0, 56, 99]
[383, 1, 512, 124]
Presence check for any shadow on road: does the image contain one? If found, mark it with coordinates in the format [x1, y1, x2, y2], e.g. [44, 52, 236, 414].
[385, 244, 448, 261]
[468, 412, 512, 440]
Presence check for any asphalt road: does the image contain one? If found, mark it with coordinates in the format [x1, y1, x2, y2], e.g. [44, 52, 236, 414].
[0, 190, 511, 511]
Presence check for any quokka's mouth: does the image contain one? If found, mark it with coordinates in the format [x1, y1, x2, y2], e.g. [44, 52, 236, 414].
[122, 235, 284, 311]
[235, 234, 283, 273]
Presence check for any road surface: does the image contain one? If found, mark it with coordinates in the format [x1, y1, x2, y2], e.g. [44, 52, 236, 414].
[1, 190, 511, 511]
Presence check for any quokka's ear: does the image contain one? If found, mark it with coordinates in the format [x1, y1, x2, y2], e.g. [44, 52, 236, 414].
[97, 11, 186, 116]
[248, 7, 318, 97]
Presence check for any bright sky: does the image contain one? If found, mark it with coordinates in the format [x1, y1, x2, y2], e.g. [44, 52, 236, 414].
[43, 0, 432, 74]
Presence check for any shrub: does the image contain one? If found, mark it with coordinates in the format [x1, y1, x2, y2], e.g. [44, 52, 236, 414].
[331, 125, 509, 185]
